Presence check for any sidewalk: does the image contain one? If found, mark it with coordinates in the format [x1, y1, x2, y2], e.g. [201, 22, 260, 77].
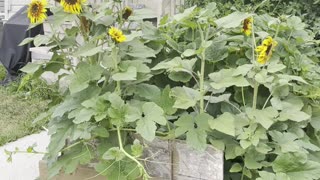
[0, 131, 50, 180]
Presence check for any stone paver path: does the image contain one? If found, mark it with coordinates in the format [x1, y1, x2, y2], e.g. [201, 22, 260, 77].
[0, 131, 49, 180]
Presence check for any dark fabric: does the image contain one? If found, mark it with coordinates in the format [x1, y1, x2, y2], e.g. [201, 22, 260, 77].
[0, 5, 44, 74]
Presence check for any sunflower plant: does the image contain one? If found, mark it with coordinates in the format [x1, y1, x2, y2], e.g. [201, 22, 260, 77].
[18, 1, 320, 180]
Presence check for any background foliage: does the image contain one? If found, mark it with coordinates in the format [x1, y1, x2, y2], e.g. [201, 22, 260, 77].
[17, 1, 320, 180]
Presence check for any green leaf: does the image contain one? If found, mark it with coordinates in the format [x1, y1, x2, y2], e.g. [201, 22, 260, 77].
[246, 107, 278, 129]
[173, 6, 196, 21]
[112, 66, 137, 81]
[204, 94, 231, 104]
[92, 127, 109, 138]
[230, 163, 242, 173]
[136, 118, 157, 142]
[209, 69, 250, 89]
[154, 86, 177, 115]
[269, 131, 300, 153]
[215, 12, 252, 28]
[267, 62, 286, 73]
[174, 113, 211, 151]
[152, 57, 197, 73]
[232, 64, 254, 76]
[19, 37, 34, 46]
[73, 43, 103, 57]
[171, 86, 200, 109]
[107, 94, 127, 126]
[186, 129, 207, 151]
[279, 110, 310, 122]
[47, 121, 73, 158]
[103, 147, 125, 161]
[209, 112, 235, 136]
[182, 49, 196, 57]
[136, 102, 166, 141]
[73, 108, 95, 124]
[123, 39, 156, 58]
[34, 35, 50, 47]
[131, 139, 143, 157]
[273, 153, 320, 180]
[69, 63, 104, 94]
[20, 63, 42, 74]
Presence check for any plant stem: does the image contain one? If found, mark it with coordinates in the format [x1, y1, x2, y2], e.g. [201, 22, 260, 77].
[198, 23, 206, 114]
[241, 87, 246, 108]
[252, 82, 259, 110]
[116, 126, 150, 178]
[199, 51, 206, 113]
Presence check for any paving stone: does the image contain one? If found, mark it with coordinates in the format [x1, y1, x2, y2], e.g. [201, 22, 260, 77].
[172, 141, 224, 180]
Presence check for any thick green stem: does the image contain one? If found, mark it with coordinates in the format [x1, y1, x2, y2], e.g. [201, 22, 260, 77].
[199, 52, 206, 113]
[198, 23, 207, 114]
[252, 82, 259, 110]
[116, 126, 150, 178]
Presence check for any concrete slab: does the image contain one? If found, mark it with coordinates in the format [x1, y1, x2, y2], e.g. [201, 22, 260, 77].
[0, 131, 50, 180]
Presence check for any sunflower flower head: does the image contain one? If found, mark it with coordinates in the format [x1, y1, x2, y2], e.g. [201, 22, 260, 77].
[60, 0, 86, 14]
[27, 0, 47, 24]
[255, 36, 278, 64]
[122, 6, 133, 20]
[108, 27, 126, 43]
[242, 17, 253, 36]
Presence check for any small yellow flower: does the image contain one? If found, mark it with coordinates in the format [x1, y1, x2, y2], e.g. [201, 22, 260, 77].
[255, 45, 267, 52]
[122, 6, 133, 20]
[60, 0, 86, 14]
[27, 0, 47, 24]
[256, 36, 277, 64]
[262, 36, 273, 46]
[242, 17, 253, 36]
[108, 27, 126, 43]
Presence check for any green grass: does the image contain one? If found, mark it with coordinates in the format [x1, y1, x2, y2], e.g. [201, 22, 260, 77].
[0, 88, 48, 146]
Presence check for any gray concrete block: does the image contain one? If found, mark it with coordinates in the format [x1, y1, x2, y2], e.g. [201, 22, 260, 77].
[172, 141, 224, 180]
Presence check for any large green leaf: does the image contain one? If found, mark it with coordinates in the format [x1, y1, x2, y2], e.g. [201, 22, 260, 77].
[209, 112, 235, 136]
[215, 12, 252, 28]
[246, 107, 278, 129]
[209, 69, 250, 89]
[73, 43, 103, 57]
[20, 63, 42, 74]
[152, 57, 197, 73]
[171, 86, 200, 109]
[69, 62, 104, 94]
[273, 152, 320, 180]
[34, 35, 51, 47]
[136, 102, 166, 141]
[112, 66, 137, 81]
[174, 113, 212, 151]
[269, 131, 300, 153]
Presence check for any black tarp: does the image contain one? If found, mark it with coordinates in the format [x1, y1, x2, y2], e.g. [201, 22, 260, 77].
[0, 5, 43, 83]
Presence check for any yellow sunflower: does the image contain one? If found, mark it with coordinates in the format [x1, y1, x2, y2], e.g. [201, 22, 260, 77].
[27, 0, 47, 24]
[242, 17, 253, 36]
[60, 0, 86, 14]
[108, 27, 126, 43]
[255, 36, 278, 64]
